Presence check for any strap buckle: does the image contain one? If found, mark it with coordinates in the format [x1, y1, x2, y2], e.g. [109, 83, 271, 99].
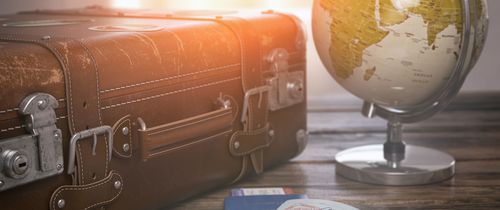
[67, 126, 113, 175]
[241, 85, 271, 123]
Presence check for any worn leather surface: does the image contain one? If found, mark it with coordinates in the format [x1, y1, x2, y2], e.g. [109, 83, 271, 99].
[213, 16, 271, 176]
[49, 171, 123, 210]
[47, 38, 111, 186]
[230, 125, 272, 156]
[0, 8, 307, 210]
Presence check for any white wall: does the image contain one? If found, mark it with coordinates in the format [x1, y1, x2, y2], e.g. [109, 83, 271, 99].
[461, 0, 500, 92]
[0, 0, 110, 15]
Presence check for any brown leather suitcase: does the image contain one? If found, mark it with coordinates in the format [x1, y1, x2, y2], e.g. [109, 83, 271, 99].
[0, 6, 307, 210]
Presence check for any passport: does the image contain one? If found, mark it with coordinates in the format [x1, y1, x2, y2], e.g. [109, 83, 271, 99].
[277, 199, 359, 210]
[223, 194, 307, 210]
[230, 187, 295, 196]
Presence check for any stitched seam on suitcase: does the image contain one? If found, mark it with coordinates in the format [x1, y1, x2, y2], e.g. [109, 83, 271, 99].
[85, 173, 123, 210]
[147, 111, 231, 136]
[77, 143, 85, 184]
[0, 98, 65, 115]
[0, 125, 25, 133]
[75, 39, 109, 176]
[0, 108, 19, 114]
[77, 40, 104, 125]
[100, 63, 241, 93]
[51, 41, 77, 132]
[149, 130, 232, 158]
[51, 173, 123, 210]
[0, 116, 67, 133]
[0, 37, 72, 132]
[101, 76, 241, 110]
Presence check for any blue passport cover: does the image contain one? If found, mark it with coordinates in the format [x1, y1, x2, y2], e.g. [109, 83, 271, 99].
[224, 194, 307, 210]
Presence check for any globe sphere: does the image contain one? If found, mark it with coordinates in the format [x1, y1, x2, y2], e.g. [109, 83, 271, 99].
[313, 0, 488, 109]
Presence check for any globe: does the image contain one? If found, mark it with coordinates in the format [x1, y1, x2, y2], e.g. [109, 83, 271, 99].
[313, 0, 489, 110]
[312, 0, 489, 185]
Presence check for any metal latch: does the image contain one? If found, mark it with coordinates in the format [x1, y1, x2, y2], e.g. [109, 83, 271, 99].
[265, 48, 305, 111]
[241, 86, 271, 124]
[67, 126, 113, 175]
[0, 93, 64, 192]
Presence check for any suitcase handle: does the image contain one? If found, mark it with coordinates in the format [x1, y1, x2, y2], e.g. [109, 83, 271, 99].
[137, 107, 233, 161]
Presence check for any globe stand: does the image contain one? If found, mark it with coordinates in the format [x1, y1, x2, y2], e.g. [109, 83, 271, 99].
[335, 103, 455, 185]
[312, 0, 488, 186]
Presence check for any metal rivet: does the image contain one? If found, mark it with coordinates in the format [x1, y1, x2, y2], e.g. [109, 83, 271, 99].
[297, 129, 307, 140]
[121, 127, 129, 136]
[0, 180, 4, 188]
[224, 100, 231, 109]
[268, 129, 275, 137]
[122, 144, 130, 153]
[56, 164, 63, 171]
[114, 181, 122, 189]
[57, 199, 66, 208]
[37, 99, 48, 110]
[234, 141, 240, 150]
[41, 35, 51, 41]
[54, 132, 60, 139]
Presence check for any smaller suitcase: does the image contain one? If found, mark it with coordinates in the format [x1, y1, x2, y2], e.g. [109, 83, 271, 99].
[0, 6, 308, 209]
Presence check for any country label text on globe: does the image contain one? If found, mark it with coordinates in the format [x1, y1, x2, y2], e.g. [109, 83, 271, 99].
[313, 0, 487, 108]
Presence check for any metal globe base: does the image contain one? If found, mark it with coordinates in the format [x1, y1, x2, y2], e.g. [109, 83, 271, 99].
[335, 145, 455, 185]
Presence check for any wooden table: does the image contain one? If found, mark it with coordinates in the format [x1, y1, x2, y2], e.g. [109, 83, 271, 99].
[172, 93, 500, 209]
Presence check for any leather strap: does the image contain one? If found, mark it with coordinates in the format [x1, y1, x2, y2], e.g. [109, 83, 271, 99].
[218, 17, 271, 175]
[49, 171, 123, 210]
[0, 35, 120, 208]
[229, 125, 272, 156]
[0, 35, 110, 183]
[147, 13, 273, 177]
[47, 39, 110, 185]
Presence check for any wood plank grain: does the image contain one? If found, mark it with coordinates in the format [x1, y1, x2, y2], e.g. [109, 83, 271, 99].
[308, 110, 500, 134]
[295, 132, 500, 162]
[171, 131, 500, 209]
[308, 92, 500, 112]
[170, 93, 500, 210]
[170, 160, 500, 210]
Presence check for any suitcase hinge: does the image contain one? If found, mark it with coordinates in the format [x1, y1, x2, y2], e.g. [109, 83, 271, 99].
[0, 93, 64, 192]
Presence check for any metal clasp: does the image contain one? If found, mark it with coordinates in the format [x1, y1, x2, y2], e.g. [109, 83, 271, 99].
[0, 93, 64, 192]
[67, 126, 113, 175]
[265, 48, 305, 111]
[241, 86, 271, 123]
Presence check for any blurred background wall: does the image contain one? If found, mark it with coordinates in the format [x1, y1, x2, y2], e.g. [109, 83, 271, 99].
[1, 0, 499, 104]
[0, 0, 111, 14]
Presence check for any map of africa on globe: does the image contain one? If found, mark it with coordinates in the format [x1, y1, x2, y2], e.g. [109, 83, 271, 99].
[313, 0, 488, 109]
